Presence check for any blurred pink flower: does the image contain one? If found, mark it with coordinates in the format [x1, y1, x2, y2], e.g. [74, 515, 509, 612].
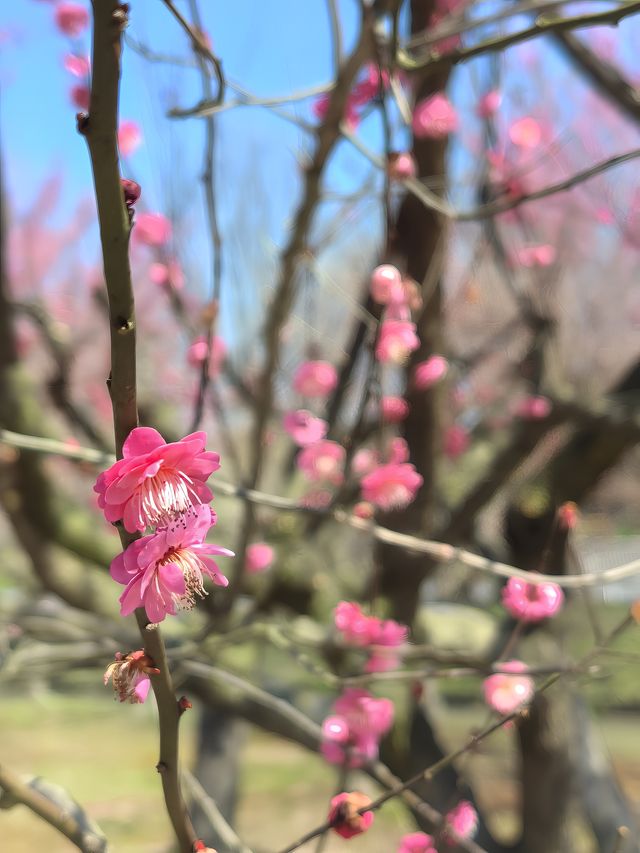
[353, 501, 374, 519]
[94, 427, 220, 532]
[386, 436, 409, 465]
[55, 2, 89, 37]
[104, 650, 159, 704]
[245, 543, 275, 574]
[110, 505, 232, 623]
[118, 119, 142, 157]
[413, 355, 448, 390]
[398, 831, 437, 853]
[350, 63, 389, 107]
[376, 320, 420, 364]
[443, 800, 478, 843]
[515, 244, 556, 268]
[381, 396, 410, 423]
[477, 89, 501, 118]
[371, 264, 404, 305]
[412, 93, 458, 139]
[321, 688, 394, 767]
[335, 602, 375, 646]
[149, 260, 185, 290]
[515, 395, 552, 419]
[293, 360, 338, 398]
[361, 462, 423, 510]
[297, 440, 345, 484]
[70, 83, 90, 110]
[483, 660, 534, 715]
[509, 116, 541, 148]
[187, 335, 226, 376]
[328, 792, 374, 839]
[388, 152, 417, 181]
[134, 212, 172, 247]
[501, 576, 564, 622]
[63, 53, 89, 77]
[313, 94, 359, 131]
[283, 409, 328, 446]
[444, 424, 469, 458]
[352, 448, 379, 477]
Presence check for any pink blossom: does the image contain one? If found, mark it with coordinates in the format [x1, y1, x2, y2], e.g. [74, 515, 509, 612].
[149, 260, 185, 290]
[444, 424, 469, 458]
[335, 602, 408, 672]
[361, 462, 423, 511]
[376, 320, 420, 364]
[386, 436, 409, 465]
[186, 335, 227, 377]
[381, 396, 409, 423]
[398, 831, 437, 853]
[483, 660, 534, 715]
[134, 212, 172, 247]
[54, 2, 89, 37]
[477, 89, 502, 118]
[413, 355, 448, 390]
[94, 427, 220, 532]
[118, 120, 142, 157]
[110, 505, 233, 623]
[293, 360, 338, 398]
[328, 792, 374, 839]
[443, 801, 478, 843]
[335, 601, 375, 646]
[412, 93, 458, 139]
[388, 152, 417, 181]
[350, 63, 389, 107]
[501, 576, 564, 622]
[104, 650, 159, 704]
[371, 264, 404, 305]
[297, 440, 345, 484]
[352, 448, 379, 477]
[321, 688, 394, 767]
[313, 94, 359, 132]
[245, 542, 275, 574]
[509, 116, 541, 149]
[515, 244, 556, 268]
[515, 395, 552, 419]
[63, 53, 89, 77]
[70, 84, 90, 110]
[283, 409, 328, 446]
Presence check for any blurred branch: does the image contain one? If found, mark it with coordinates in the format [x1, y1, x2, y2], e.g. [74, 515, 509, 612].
[398, 2, 640, 72]
[0, 762, 107, 853]
[181, 769, 253, 853]
[84, 5, 196, 851]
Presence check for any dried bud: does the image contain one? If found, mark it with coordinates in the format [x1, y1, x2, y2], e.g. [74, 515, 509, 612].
[178, 696, 193, 713]
[121, 178, 141, 208]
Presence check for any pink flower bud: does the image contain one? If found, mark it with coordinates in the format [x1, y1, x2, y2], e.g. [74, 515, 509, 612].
[413, 355, 448, 390]
[245, 543, 275, 574]
[328, 792, 374, 839]
[477, 90, 501, 118]
[509, 116, 541, 149]
[55, 3, 89, 38]
[388, 152, 417, 180]
[70, 83, 90, 110]
[370, 264, 404, 305]
[412, 93, 458, 139]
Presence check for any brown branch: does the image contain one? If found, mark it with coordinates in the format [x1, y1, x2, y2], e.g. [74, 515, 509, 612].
[84, 4, 195, 851]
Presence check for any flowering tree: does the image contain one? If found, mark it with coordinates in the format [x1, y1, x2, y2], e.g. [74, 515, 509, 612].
[2, 1, 640, 852]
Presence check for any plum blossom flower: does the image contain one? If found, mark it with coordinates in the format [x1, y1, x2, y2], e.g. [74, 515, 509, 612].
[313, 94, 359, 132]
[352, 447, 379, 477]
[335, 601, 375, 647]
[398, 831, 438, 853]
[443, 800, 478, 843]
[381, 396, 409, 423]
[245, 543, 274, 574]
[283, 409, 328, 446]
[54, 2, 89, 37]
[293, 360, 338, 398]
[509, 116, 541, 148]
[483, 660, 534, 715]
[134, 212, 172, 247]
[387, 436, 409, 465]
[350, 63, 389, 107]
[297, 440, 345, 484]
[376, 320, 420, 364]
[149, 260, 185, 290]
[361, 462, 423, 511]
[412, 93, 458, 139]
[444, 424, 469, 458]
[477, 89, 502, 118]
[104, 650, 159, 704]
[118, 120, 142, 157]
[63, 53, 89, 77]
[328, 792, 374, 839]
[371, 264, 404, 305]
[187, 335, 227, 377]
[515, 395, 552, 419]
[502, 576, 564, 622]
[70, 83, 90, 110]
[334, 603, 408, 672]
[413, 355, 448, 390]
[388, 152, 417, 181]
[111, 505, 233, 622]
[321, 688, 394, 767]
[94, 427, 220, 532]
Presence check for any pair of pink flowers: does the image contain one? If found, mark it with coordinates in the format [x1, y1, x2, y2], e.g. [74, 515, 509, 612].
[95, 427, 233, 624]
[321, 688, 394, 767]
[313, 63, 389, 132]
[335, 602, 408, 672]
[398, 801, 478, 850]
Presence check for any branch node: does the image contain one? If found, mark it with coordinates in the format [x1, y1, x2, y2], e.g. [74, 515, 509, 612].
[75, 113, 90, 135]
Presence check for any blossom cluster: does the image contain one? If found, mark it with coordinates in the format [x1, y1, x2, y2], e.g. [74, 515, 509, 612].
[335, 601, 408, 672]
[95, 427, 233, 625]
